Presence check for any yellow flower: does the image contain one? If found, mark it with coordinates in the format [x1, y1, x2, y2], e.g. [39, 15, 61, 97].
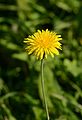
[24, 29, 62, 60]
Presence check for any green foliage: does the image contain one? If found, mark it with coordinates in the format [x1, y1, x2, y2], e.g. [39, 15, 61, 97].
[0, 0, 82, 119]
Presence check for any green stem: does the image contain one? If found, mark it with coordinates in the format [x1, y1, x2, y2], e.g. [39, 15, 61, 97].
[41, 59, 50, 120]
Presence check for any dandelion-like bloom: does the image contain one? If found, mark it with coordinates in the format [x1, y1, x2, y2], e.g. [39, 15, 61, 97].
[24, 29, 62, 60]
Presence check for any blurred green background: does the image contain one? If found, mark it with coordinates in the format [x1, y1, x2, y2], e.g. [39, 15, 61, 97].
[0, 0, 82, 120]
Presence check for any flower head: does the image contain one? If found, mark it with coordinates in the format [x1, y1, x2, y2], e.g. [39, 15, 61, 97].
[24, 29, 62, 60]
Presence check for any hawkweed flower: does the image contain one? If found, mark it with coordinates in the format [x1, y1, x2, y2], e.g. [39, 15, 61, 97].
[24, 29, 62, 120]
[24, 29, 62, 60]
